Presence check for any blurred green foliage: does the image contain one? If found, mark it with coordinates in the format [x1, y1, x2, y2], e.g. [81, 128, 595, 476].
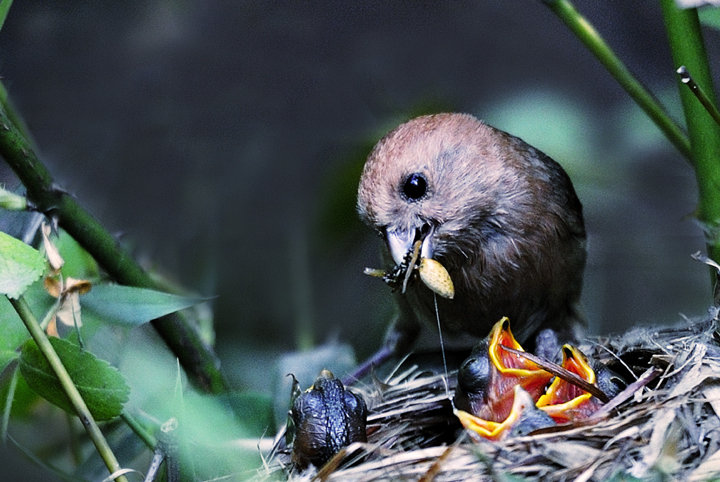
[0, 229, 270, 479]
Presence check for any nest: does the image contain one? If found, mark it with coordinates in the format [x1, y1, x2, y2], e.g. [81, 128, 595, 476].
[260, 308, 720, 481]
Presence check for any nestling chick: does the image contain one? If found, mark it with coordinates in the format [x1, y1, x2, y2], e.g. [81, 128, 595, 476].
[291, 370, 367, 469]
[357, 113, 586, 367]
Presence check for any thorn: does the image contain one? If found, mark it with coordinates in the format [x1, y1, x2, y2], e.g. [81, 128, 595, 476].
[676, 65, 720, 127]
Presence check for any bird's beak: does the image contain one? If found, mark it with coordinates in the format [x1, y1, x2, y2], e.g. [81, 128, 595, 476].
[455, 317, 553, 423]
[478, 317, 554, 421]
[456, 321, 606, 440]
[536, 345, 603, 423]
[455, 385, 545, 441]
[386, 225, 433, 266]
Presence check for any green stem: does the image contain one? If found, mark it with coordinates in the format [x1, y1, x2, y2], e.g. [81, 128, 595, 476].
[121, 412, 157, 451]
[0, 96, 227, 394]
[543, 0, 691, 159]
[8, 296, 128, 482]
[676, 66, 720, 127]
[660, 0, 720, 266]
[0, 79, 35, 150]
[1, 365, 18, 443]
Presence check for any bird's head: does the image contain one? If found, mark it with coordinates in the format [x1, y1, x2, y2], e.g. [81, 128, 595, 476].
[357, 113, 526, 270]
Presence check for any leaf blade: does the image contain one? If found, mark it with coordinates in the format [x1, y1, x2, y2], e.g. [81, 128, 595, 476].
[0, 231, 46, 299]
[19, 337, 129, 421]
[82, 283, 210, 326]
[0, 0, 13, 35]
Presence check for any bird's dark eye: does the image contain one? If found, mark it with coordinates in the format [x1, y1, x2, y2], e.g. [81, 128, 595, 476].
[401, 172, 428, 201]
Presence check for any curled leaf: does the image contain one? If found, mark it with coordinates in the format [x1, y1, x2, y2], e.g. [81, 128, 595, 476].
[41, 222, 64, 273]
[55, 292, 82, 329]
[44, 276, 92, 330]
[44, 276, 92, 299]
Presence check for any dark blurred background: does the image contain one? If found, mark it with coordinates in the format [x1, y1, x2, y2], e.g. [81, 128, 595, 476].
[0, 1, 716, 477]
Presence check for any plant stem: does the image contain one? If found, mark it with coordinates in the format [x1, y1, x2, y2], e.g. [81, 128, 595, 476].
[8, 296, 128, 482]
[676, 66, 720, 127]
[121, 412, 157, 451]
[660, 0, 720, 265]
[542, 0, 691, 159]
[0, 97, 227, 394]
[0, 365, 18, 442]
[0, 80, 35, 149]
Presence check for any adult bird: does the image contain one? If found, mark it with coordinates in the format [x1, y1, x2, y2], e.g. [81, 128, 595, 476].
[355, 113, 586, 377]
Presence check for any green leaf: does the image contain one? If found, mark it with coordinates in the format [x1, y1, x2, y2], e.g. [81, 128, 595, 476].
[0, 350, 19, 376]
[0, 297, 30, 373]
[19, 337, 129, 420]
[55, 229, 98, 279]
[0, 368, 38, 419]
[0, 185, 26, 211]
[173, 390, 263, 477]
[0, 0, 13, 33]
[699, 7, 720, 31]
[82, 283, 210, 326]
[0, 231, 46, 299]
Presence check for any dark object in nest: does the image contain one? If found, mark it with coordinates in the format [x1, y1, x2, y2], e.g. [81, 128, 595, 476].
[262, 311, 720, 481]
[289, 370, 367, 470]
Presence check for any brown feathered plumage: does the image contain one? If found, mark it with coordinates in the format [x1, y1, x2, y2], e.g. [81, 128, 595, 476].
[357, 113, 586, 357]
